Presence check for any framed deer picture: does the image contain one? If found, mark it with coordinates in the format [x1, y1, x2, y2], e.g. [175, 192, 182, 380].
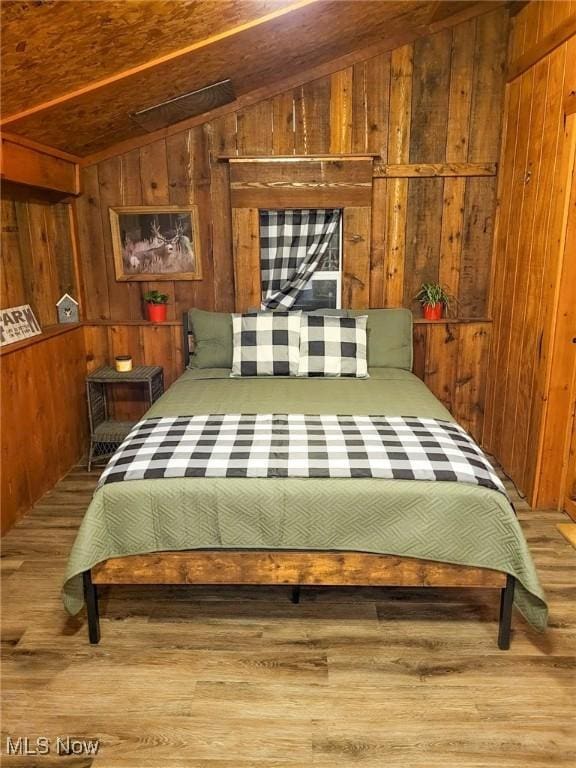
[109, 206, 202, 281]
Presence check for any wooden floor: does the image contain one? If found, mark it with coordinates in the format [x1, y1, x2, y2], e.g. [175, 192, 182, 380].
[1, 465, 575, 767]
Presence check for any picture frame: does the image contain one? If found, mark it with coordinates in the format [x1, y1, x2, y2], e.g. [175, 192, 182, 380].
[109, 205, 202, 281]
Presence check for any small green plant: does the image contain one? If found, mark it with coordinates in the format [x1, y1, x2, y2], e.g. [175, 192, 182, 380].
[143, 290, 169, 305]
[414, 282, 452, 308]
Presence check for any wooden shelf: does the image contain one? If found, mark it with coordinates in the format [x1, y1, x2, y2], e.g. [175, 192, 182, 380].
[221, 154, 379, 162]
[84, 317, 491, 327]
[84, 320, 182, 326]
[413, 317, 492, 324]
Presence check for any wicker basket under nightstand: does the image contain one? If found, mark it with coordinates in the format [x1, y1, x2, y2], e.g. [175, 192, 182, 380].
[86, 365, 164, 471]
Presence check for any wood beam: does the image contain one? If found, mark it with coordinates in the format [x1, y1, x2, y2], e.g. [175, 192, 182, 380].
[0, 135, 80, 195]
[223, 158, 496, 177]
[0, 131, 81, 163]
[373, 162, 497, 177]
[224, 154, 378, 162]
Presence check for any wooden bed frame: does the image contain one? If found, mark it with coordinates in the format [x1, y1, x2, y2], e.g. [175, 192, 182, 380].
[83, 551, 515, 649]
[82, 315, 516, 649]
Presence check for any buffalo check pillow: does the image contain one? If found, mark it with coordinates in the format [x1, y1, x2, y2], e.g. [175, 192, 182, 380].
[231, 311, 302, 376]
[297, 314, 369, 377]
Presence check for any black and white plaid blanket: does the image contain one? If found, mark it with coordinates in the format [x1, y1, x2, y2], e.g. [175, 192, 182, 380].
[98, 414, 507, 496]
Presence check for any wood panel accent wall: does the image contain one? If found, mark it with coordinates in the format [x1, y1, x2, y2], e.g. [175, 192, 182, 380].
[76, 8, 508, 323]
[483, 2, 576, 508]
[1, 187, 86, 534]
[75, 127, 215, 322]
[413, 321, 490, 443]
[67, 9, 508, 446]
[1, 8, 509, 534]
[0, 326, 87, 534]
[1, 192, 79, 326]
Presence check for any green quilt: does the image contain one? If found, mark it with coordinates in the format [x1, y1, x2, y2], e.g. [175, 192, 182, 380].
[64, 368, 547, 629]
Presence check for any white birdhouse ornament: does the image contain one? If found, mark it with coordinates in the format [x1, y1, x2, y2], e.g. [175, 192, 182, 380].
[56, 294, 79, 324]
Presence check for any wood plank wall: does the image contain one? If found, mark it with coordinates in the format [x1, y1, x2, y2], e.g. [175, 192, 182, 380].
[1, 189, 87, 534]
[0, 327, 87, 534]
[1, 193, 78, 326]
[0, 9, 511, 534]
[76, 8, 509, 440]
[483, 1, 576, 506]
[77, 9, 508, 322]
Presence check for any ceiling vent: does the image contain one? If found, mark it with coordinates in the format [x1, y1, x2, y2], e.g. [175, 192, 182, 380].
[129, 79, 235, 132]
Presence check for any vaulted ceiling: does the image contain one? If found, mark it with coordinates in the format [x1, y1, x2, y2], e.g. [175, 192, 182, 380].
[1, 0, 509, 158]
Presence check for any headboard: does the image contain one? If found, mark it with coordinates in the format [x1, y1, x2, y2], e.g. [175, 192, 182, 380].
[182, 308, 413, 372]
[182, 312, 192, 368]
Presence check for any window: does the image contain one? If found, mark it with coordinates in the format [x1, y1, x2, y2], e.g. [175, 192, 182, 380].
[290, 216, 342, 310]
[259, 209, 342, 310]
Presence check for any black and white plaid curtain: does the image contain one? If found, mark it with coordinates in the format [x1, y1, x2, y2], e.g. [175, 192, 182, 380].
[260, 209, 341, 310]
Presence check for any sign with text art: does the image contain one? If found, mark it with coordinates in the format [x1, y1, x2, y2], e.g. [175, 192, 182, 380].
[0, 304, 42, 347]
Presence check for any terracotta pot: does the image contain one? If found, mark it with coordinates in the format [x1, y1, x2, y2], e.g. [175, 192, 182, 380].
[146, 303, 168, 323]
[423, 303, 443, 321]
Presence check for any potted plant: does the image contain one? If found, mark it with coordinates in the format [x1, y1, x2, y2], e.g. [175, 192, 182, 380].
[143, 290, 169, 322]
[415, 282, 453, 321]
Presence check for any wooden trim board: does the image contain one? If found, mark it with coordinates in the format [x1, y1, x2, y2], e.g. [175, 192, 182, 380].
[0, 136, 80, 195]
[225, 154, 378, 162]
[223, 158, 496, 178]
[0, 130, 82, 163]
[92, 550, 507, 588]
[373, 162, 496, 177]
[229, 157, 373, 207]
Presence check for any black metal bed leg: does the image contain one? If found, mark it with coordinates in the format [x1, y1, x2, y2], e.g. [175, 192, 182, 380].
[291, 586, 301, 604]
[498, 574, 515, 650]
[83, 570, 101, 644]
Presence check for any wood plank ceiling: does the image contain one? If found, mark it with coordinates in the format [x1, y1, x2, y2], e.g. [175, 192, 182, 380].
[0, 0, 506, 157]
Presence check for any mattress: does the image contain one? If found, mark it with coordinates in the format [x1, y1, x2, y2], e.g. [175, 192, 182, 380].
[63, 367, 547, 628]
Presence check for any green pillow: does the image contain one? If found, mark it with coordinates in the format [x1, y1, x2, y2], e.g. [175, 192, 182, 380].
[308, 308, 349, 317]
[348, 308, 413, 370]
[247, 308, 348, 316]
[188, 309, 233, 369]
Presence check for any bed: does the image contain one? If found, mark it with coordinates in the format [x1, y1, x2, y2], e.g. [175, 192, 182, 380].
[64, 310, 546, 648]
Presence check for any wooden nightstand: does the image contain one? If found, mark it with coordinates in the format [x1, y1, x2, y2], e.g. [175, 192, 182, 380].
[86, 365, 164, 470]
